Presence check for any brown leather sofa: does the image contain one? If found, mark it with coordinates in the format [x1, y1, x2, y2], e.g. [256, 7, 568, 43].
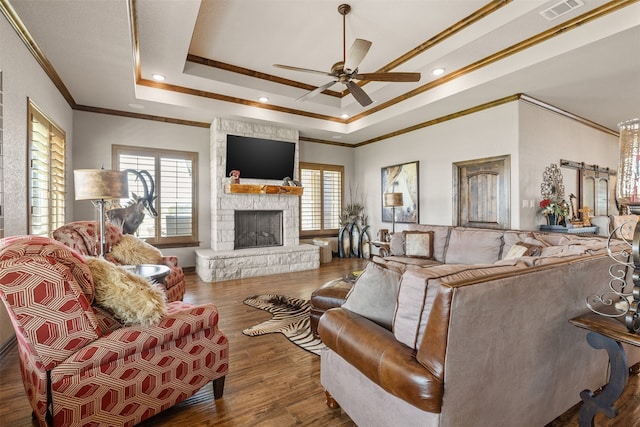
[318, 224, 640, 426]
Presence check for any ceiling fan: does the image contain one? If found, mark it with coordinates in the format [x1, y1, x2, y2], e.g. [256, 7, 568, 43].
[273, 4, 421, 107]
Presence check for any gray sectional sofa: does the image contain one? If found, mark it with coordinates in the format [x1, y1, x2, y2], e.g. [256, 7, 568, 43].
[318, 224, 640, 426]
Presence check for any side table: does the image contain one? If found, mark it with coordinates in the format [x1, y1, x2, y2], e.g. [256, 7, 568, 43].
[124, 264, 171, 284]
[569, 312, 640, 426]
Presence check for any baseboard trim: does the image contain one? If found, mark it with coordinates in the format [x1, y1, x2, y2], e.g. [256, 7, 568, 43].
[0, 335, 17, 360]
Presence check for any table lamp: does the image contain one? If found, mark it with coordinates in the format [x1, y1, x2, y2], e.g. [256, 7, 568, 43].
[384, 192, 403, 234]
[74, 169, 128, 257]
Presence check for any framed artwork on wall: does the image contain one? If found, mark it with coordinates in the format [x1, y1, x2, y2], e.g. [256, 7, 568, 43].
[381, 161, 419, 224]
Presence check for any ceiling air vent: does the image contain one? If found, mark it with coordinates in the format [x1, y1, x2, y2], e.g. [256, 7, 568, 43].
[540, 0, 584, 20]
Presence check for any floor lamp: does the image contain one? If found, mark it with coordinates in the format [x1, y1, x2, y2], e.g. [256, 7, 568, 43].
[74, 169, 128, 257]
[384, 192, 404, 234]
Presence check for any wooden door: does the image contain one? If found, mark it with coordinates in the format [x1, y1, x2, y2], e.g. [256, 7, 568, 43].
[453, 155, 510, 229]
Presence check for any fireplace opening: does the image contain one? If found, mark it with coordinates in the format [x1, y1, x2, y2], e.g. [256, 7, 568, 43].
[235, 210, 283, 249]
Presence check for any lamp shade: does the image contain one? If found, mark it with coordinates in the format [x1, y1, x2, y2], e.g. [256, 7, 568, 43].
[615, 118, 640, 212]
[74, 169, 129, 201]
[384, 192, 404, 207]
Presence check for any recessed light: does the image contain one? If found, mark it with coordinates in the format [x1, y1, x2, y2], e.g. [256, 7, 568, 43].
[258, 96, 269, 103]
[341, 113, 350, 119]
[152, 73, 166, 81]
[432, 67, 445, 76]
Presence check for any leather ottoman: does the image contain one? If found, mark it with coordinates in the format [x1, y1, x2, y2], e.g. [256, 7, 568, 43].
[310, 277, 353, 337]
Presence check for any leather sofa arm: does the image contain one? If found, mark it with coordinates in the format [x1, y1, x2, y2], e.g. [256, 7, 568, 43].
[318, 307, 444, 413]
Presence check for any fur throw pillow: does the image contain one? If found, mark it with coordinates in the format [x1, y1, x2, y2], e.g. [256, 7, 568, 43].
[86, 257, 167, 326]
[110, 234, 163, 265]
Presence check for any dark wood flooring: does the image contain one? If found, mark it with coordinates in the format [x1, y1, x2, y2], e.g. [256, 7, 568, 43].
[1, 257, 640, 426]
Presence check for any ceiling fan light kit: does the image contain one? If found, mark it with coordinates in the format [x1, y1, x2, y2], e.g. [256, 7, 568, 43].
[273, 3, 421, 107]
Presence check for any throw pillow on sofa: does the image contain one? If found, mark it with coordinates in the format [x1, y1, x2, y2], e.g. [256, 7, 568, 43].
[86, 257, 167, 325]
[503, 242, 543, 259]
[403, 230, 434, 259]
[110, 234, 163, 265]
[341, 259, 402, 330]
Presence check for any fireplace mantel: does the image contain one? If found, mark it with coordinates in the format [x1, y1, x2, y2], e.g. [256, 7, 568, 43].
[224, 184, 304, 196]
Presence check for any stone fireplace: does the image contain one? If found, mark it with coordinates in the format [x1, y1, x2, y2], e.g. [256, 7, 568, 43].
[195, 118, 319, 282]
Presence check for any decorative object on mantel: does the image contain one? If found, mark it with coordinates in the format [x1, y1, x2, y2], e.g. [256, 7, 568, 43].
[229, 169, 240, 184]
[224, 183, 303, 196]
[282, 176, 302, 187]
[587, 119, 640, 332]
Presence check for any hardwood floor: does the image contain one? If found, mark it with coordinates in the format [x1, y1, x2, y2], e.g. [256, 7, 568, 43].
[1, 257, 640, 426]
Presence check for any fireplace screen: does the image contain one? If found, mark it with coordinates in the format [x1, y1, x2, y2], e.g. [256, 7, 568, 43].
[234, 210, 283, 249]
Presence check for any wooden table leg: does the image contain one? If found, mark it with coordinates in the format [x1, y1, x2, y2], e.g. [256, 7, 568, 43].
[578, 331, 628, 427]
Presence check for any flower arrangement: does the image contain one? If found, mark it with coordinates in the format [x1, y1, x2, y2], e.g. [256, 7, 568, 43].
[539, 198, 571, 217]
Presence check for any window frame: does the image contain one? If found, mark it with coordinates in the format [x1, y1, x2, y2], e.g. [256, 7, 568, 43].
[299, 162, 344, 238]
[27, 100, 66, 237]
[112, 145, 199, 248]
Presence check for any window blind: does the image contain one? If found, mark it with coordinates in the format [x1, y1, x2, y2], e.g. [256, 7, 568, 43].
[28, 101, 66, 236]
[300, 163, 343, 236]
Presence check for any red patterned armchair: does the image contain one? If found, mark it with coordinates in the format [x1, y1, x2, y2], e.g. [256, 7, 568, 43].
[0, 235, 229, 427]
[53, 221, 185, 302]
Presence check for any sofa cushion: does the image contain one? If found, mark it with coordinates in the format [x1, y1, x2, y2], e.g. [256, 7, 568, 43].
[444, 228, 504, 264]
[109, 234, 164, 265]
[341, 260, 402, 330]
[403, 230, 434, 258]
[394, 263, 527, 350]
[389, 232, 405, 256]
[86, 257, 167, 326]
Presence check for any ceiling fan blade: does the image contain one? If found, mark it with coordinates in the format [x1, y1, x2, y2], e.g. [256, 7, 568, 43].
[345, 81, 373, 107]
[353, 72, 421, 82]
[296, 80, 338, 103]
[343, 39, 372, 72]
[273, 64, 332, 77]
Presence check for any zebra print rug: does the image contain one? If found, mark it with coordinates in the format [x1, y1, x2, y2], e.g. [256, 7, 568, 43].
[242, 294, 326, 356]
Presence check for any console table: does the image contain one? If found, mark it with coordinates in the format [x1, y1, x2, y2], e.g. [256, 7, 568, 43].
[539, 225, 598, 234]
[569, 312, 640, 426]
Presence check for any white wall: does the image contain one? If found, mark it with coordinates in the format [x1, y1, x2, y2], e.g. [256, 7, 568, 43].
[73, 111, 211, 267]
[354, 102, 520, 234]
[1, 13, 74, 346]
[518, 101, 619, 230]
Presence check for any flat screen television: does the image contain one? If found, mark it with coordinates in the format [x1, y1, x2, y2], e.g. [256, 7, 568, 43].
[225, 135, 296, 180]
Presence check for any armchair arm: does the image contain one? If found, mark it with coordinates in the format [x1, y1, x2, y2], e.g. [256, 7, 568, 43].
[59, 302, 223, 373]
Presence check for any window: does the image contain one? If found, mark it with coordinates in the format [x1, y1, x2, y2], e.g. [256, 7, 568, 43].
[28, 101, 65, 236]
[300, 162, 343, 237]
[113, 145, 198, 247]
